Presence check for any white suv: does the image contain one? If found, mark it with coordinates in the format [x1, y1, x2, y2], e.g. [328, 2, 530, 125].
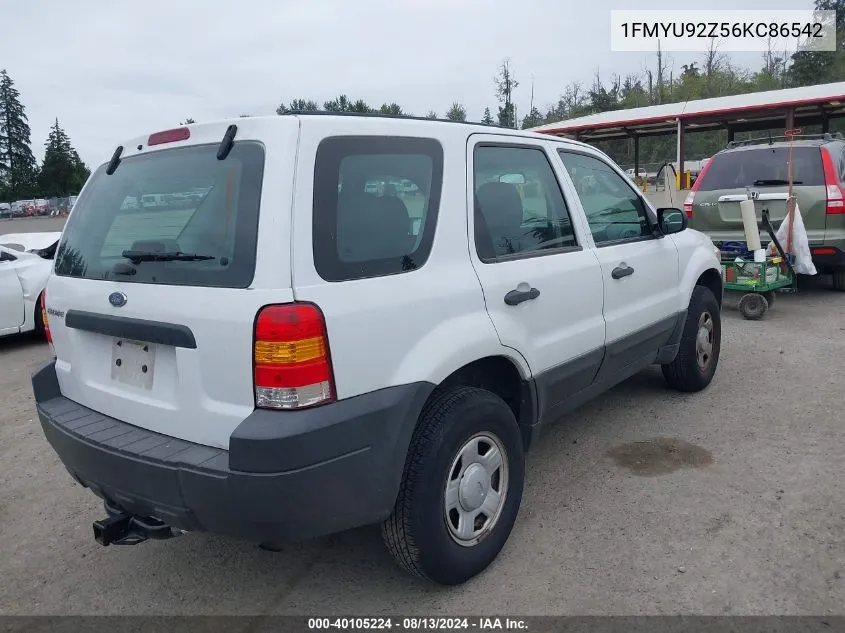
[33, 114, 722, 585]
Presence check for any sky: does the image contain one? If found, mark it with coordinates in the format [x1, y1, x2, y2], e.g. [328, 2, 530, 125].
[1, 0, 814, 168]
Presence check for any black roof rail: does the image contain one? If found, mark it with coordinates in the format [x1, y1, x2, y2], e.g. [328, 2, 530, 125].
[279, 110, 515, 130]
[726, 131, 844, 149]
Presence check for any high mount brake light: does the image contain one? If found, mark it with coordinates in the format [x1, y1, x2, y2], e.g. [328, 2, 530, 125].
[148, 127, 190, 146]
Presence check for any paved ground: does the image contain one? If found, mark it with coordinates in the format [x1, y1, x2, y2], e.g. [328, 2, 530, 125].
[1, 218, 844, 616]
[0, 216, 67, 234]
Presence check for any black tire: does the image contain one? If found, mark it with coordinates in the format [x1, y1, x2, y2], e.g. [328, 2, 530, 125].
[833, 268, 845, 292]
[662, 285, 721, 393]
[381, 386, 525, 586]
[762, 290, 776, 307]
[738, 292, 768, 321]
[33, 292, 46, 338]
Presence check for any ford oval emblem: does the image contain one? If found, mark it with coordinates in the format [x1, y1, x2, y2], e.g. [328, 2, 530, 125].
[109, 292, 127, 308]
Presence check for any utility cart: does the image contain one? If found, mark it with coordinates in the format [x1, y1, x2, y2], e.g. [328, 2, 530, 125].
[719, 208, 797, 320]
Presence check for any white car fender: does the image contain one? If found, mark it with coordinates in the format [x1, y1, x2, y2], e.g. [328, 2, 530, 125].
[390, 310, 533, 388]
[672, 229, 722, 311]
[12, 251, 52, 303]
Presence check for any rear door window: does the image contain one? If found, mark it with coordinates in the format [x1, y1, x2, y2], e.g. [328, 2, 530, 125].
[54, 142, 265, 288]
[312, 136, 443, 282]
[696, 147, 824, 190]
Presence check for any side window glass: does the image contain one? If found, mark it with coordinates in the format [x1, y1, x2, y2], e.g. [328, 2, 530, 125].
[313, 137, 443, 282]
[473, 145, 577, 262]
[558, 151, 652, 245]
[838, 151, 845, 184]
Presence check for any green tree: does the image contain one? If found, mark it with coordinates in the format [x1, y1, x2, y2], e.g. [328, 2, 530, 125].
[180, 118, 196, 125]
[0, 69, 38, 200]
[481, 108, 494, 125]
[324, 95, 352, 111]
[277, 99, 320, 114]
[495, 59, 519, 128]
[521, 106, 543, 129]
[789, 0, 845, 86]
[38, 119, 90, 198]
[379, 103, 403, 115]
[445, 102, 467, 121]
[349, 99, 373, 113]
[425, 110, 438, 119]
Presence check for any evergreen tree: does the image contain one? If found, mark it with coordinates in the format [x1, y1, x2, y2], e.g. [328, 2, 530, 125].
[495, 59, 519, 128]
[481, 108, 495, 125]
[38, 119, 89, 197]
[445, 102, 467, 121]
[379, 103, 403, 115]
[0, 69, 38, 200]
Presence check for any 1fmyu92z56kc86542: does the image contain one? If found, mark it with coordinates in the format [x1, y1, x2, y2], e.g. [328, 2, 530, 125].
[32, 113, 723, 585]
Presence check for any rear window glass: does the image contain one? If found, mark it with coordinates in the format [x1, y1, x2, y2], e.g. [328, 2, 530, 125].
[313, 136, 444, 282]
[54, 142, 265, 288]
[697, 146, 824, 191]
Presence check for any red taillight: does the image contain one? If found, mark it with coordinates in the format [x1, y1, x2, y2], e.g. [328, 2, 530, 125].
[813, 247, 837, 255]
[41, 290, 52, 345]
[821, 148, 845, 215]
[253, 303, 335, 410]
[683, 158, 713, 218]
[148, 127, 190, 146]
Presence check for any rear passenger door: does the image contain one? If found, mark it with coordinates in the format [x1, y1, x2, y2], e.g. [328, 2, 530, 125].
[468, 136, 606, 421]
[557, 150, 681, 382]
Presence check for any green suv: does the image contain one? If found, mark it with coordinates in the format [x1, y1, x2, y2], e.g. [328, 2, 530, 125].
[685, 133, 845, 290]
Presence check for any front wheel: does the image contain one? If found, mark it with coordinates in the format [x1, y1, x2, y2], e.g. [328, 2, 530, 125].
[662, 285, 721, 392]
[382, 387, 525, 585]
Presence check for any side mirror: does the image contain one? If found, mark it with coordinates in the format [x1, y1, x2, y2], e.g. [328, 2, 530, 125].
[657, 207, 688, 235]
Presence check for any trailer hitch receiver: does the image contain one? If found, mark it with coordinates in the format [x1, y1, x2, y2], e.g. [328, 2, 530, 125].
[93, 510, 182, 546]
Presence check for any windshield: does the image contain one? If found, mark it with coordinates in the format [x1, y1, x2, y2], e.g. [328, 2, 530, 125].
[54, 142, 265, 288]
[696, 146, 824, 191]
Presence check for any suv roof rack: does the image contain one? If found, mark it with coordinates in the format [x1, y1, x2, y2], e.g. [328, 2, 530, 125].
[726, 131, 844, 149]
[280, 110, 513, 130]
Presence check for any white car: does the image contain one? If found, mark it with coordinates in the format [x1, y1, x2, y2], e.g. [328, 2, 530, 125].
[33, 115, 722, 585]
[0, 232, 61, 339]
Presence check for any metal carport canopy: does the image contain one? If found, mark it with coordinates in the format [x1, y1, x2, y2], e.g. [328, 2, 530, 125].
[530, 81, 845, 141]
[530, 81, 845, 188]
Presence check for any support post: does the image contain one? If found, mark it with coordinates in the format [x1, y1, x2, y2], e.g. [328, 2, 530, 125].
[785, 107, 795, 132]
[727, 127, 735, 144]
[634, 134, 640, 178]
[677, 118, 685, 190]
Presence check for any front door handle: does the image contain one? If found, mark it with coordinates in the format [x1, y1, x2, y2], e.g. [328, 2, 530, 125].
[504, 287, 540, 306]
[611, 264, 635, 279]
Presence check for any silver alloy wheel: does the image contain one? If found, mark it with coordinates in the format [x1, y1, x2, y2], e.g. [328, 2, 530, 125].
[696, 311, 714, 371]
[443, 432, 509, 547]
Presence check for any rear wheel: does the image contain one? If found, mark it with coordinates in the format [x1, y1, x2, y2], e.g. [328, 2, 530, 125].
[662, 285, 721, 392]
[761, 290, 776, 306]
[738, 292, 768, 320]
[833, 268, 845, 292]
[382, 386, 525, 585]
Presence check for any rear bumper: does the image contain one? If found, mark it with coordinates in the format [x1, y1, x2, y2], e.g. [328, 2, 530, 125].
[33, 361, 433, 543]
[710, 238, 845, 270]
[810, 246, 845, 269]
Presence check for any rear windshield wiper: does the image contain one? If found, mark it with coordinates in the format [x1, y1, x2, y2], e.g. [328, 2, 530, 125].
[121, 250, 216, 263]
[752, 179, 803, 186]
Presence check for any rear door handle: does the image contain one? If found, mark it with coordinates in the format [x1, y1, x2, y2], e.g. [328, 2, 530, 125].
[611, 264, 634, 279]
[504, 287, 540, 306]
